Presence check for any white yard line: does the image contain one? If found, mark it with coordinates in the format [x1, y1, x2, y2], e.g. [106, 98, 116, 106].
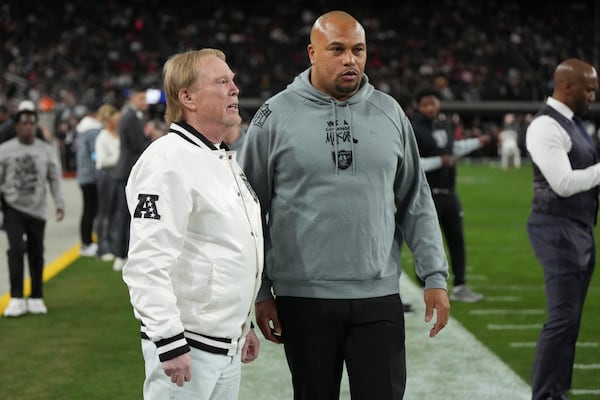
[468, 309, 544, 315]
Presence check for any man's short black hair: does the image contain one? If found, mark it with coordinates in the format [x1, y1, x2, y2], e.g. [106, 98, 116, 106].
[14, 109, 38, 123]
[84, 98, 103, 113]
[414, 87, 441, 103]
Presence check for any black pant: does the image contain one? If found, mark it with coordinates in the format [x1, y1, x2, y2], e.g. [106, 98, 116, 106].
[96, 170, 118, 255]
[528, 218, 595, 400]
[432, 192, 466, 286]
[113, 180, 130, 258]
[277, 295, 406, 400]
[3, 204, 46, 298]
[79, 182, 98, 246]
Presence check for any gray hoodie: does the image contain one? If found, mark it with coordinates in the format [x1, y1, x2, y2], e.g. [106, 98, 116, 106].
[239, 68, 448, 301]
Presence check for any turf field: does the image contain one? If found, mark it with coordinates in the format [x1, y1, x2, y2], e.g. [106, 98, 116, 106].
[1, 162, 599, 399]
[449, 162, 599, 396]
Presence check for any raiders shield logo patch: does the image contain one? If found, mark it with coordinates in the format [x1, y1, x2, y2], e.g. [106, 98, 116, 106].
[133, 194, 161, 220]
[332, 150, 353, 169]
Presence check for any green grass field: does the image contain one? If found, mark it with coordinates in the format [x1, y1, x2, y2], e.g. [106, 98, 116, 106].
[1, 162, 599, 399]
[402, 162, 600, 398]
[451, 163, 600, 395]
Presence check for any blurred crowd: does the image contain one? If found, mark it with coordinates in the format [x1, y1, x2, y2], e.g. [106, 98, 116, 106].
[2, 1, 596, 102]
[0, 0, 597, 169]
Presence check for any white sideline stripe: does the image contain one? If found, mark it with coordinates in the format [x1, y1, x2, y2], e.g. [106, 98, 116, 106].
[485, 296, 522, 302]
[469, 309, 544, 315]
[488, 324, 541, 330]
[574, 364, 600, 369]
[398, 274, 530, 399]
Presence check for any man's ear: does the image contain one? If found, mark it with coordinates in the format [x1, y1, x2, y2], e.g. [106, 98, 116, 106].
[178, 89, 195, 110]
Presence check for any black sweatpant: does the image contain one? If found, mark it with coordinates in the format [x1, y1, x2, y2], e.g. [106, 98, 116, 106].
[79, 182, 98, 246]
[432, 192, 466, 286]
[3, 204, 46, 298]
[277, 295, 406, 400]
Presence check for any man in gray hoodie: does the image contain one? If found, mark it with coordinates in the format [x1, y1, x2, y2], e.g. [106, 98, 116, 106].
[0, 109, 65, 316]
[239, 10, 450, 400]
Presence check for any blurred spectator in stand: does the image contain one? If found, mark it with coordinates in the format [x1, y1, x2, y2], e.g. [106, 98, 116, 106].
[432, 75, 455, 100]
[498, 113, 522, 170]
[0, 104, 10, 133]
[76, 99, 103, 257]
[143, 118, 167, 142]
[0, 109, 65, 317]
[95, 104, 121, 261]
[55, 113, 79, 175]
[411, 87, 491, 303]
[111, 85, 148, 271]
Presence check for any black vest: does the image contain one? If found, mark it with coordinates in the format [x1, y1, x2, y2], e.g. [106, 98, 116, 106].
[530, 105, 599, 226]
[413, 112, 455, 190]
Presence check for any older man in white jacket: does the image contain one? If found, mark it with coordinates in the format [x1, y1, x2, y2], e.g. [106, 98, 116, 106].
[122, 49, 263, 400]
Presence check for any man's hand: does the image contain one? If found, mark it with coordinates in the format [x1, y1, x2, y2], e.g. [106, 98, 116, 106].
[479, 134, 493, 147]
[162, 352, 192, 387]
[56, 208, 65, 221]
[423, 288, 450, 337]
[255, 299, 283, 344]
[242, 328, 260, 363]
[440, 155, 455, 167]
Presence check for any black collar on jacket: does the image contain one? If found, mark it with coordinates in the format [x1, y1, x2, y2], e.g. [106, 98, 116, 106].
[174, 121, 230, 151]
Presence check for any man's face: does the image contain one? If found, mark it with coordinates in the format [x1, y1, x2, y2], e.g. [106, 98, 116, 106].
[572, 68, 599, 116]
[15, 113, 37, 144]
[308, 19, 367, 101]
[131, 91, 148, 111]
[190, 56, 241, 129]
[418, 95, 441, 120]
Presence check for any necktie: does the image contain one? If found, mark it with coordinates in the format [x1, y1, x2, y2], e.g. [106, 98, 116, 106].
[572, 115, 594, 146]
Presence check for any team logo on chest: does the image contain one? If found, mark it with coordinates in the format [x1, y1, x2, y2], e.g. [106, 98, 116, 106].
[432, 128, 448, 148]
[133, 193, 161, 220]
[325, 119, 358, 170]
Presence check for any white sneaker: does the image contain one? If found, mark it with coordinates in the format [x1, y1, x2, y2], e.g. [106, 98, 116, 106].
[100, 253, 115, 262]
[450, 284, 484, 303]
[27, 298, 48, 314]
[113, 257, 127, 271]
[80, 243, 98, 257]
[3, 298, 27, 317]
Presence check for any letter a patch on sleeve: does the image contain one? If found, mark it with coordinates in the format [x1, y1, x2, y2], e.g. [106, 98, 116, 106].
[133, 193, 161, 220]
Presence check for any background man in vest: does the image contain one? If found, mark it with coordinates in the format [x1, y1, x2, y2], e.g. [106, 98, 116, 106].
[526, 58, 599, 400]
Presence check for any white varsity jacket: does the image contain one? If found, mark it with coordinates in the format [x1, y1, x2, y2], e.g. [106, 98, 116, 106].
[122, 122, 263, 362]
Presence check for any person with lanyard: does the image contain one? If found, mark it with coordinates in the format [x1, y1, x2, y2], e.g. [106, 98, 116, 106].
[526, 58, 599, 400]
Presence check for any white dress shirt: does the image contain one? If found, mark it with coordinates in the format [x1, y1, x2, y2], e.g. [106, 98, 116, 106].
[526, 96, 600, 197]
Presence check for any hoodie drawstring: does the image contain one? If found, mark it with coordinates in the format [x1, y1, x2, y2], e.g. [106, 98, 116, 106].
[346, 103, 357, 175]
[330, 100, 357, 176]
[330, 99, 340, 175]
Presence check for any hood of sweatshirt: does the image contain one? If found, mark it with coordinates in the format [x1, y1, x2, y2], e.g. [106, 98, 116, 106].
[286, 68, 374, 175]
[76, 116, 103, 134]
